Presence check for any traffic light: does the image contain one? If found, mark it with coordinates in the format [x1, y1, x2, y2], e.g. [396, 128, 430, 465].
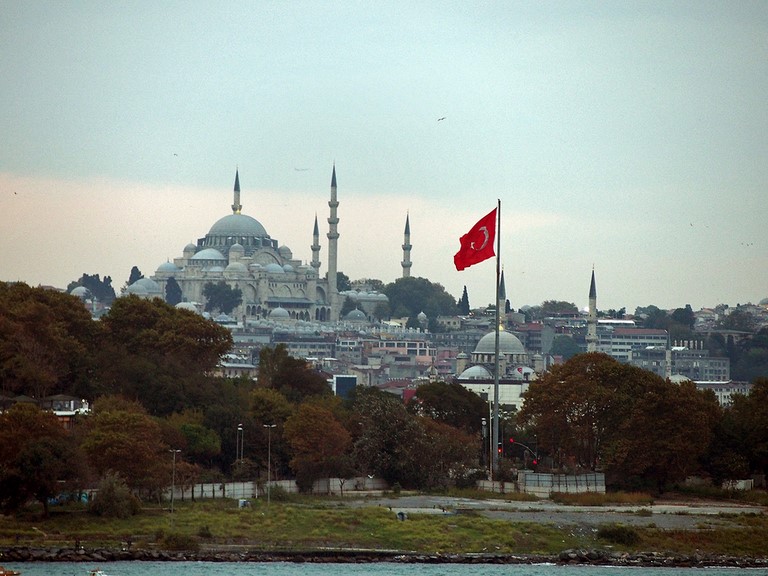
[509, 437, 514, 444]
[497, 442, 502, 455]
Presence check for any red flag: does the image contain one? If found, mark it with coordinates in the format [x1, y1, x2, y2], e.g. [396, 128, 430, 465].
[453, 208, 497, 271]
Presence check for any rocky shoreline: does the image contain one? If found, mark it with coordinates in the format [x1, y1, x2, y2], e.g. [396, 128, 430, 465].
[2, 546, 767, 569]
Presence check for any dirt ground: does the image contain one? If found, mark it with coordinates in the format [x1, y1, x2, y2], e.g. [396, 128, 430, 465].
[345, 494, 766, 533]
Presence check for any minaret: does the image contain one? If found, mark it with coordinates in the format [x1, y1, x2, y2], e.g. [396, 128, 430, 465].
[326, 165, 340, 317]
[231, 169, 242, 214]
[310, 214, 321, 275]
[664, 332, 673, 380]
[586, 268, 598, 353]
[401, 213, 412, 278]
[497, 268, 507, 319]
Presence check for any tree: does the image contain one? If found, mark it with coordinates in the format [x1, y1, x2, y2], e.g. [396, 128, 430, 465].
[458, 286, 470, 315]
[540, 300, 579, 317]
[284, 402, 352, 492]
[0, 403, 85, 516]
[69, 273, 116, 305]
[97, 296, 233, 414]
[165, 276, 182, 306]
[82, 396, 170, 496]
[257, 345, 331, 403]
[520, 353, 624, 471]
[127, 266, 144, 287]
[336, 271, 352, 292]
[0, 282, 99, 399]
[520, 353, 721, 491]
[550, 335, 582, 360]
[671, 304, 695, 331]
[202, 281, 242, 314]
[410, 381, 487, 434]
[383, 277, 458, 330]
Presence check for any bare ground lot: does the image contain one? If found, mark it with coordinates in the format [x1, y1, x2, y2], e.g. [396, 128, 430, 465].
[345, 494, 766, 533]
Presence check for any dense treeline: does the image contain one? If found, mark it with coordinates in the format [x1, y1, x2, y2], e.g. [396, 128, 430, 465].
[1, 283, 766, 517]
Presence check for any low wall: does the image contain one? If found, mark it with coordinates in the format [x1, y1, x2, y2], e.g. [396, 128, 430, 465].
[476, 472, 605, 496]
[168, 476, 388, 501]
[519, 472, 605, 497]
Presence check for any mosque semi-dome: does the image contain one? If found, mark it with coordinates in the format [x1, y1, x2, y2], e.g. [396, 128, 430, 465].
[474, 330, 526, 356]
[191, 248, 226, 261]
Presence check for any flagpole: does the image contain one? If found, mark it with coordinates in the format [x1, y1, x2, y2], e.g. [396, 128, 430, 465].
[492, 199, 501, 478]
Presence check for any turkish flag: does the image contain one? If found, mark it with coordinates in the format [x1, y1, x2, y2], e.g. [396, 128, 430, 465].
[453, 208, 497, 271]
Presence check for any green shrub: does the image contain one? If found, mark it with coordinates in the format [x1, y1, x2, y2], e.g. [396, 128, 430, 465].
[597, 524, 640, 546]
[87, 472, 141, 518]
[162, 532, 199, 551]
[197, 525, 213, 538]
[267, 485, 290, 502]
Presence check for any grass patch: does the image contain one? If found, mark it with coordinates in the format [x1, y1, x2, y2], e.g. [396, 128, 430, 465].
[550, 491, 654, 506]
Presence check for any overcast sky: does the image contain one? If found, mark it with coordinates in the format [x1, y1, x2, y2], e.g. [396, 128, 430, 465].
[1, 1, 766, 312]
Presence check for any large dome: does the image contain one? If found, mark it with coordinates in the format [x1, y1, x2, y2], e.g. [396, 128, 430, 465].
[208, 214, 268, 237]
[474, 330, 526, 355]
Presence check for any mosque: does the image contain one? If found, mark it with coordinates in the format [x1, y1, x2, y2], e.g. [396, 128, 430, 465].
[125, 167, 354, 322]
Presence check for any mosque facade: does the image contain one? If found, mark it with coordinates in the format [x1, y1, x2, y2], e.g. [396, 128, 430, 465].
[127, 167, 344, 322]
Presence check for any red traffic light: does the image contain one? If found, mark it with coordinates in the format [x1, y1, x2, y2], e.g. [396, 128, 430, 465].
[509, 437, 514, 443]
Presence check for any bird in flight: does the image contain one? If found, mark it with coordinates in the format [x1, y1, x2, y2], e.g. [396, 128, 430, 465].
[437, 117, 446, 121]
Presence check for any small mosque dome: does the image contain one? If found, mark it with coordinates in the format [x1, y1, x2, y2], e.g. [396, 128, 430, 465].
[282, 264, 294, 273]
[345, 308, 367, 322]
[70, 286, 89, 299]
[278, 245, 293, 259]
[269, 306, 290, 319]
[759, 297, 768, 306]
[207, 265, 225, 273]
[417, 311, 428, 322]
[458, 365, 493, 380]
[456, 352, 469, 359]
[157, 261, 180, 273]
[125, 283, 148, 296]
[474, 331, 526, 356]
[133, 277, 162, 294]
[175, 302, 199, 313]
[229, 242, 244, 253]
[183, 242, 197, 254]
[264, 263, 284, 274]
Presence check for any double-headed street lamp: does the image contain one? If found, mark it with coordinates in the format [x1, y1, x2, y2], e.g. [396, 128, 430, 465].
[262, 424, 277, 507]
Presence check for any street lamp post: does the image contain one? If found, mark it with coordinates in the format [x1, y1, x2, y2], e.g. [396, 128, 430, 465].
[263, 424, 276, 507]
[169, 449, 181, 516]
[237, 423, 244, 463]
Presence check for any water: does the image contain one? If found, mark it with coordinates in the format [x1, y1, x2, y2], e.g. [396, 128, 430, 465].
[1, 563, 761, 576]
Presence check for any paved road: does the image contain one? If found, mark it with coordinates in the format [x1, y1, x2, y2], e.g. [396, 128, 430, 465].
[344, 494, 766, 531]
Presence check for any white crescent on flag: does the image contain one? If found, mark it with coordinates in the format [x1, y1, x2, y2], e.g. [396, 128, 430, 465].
[470, 226, 490, 251]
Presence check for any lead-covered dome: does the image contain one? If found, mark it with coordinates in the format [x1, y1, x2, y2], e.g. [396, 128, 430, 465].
[208, 214, 268, 237]
[474, 330, 526, 355]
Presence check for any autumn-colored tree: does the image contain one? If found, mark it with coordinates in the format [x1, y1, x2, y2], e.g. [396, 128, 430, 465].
[257, 344, 331, 403]
[0, 282, 99, 399]
[284, 402, 352, 492]
[353, 388, 423, 486]
[417, 419, 478, 489]
[602, 379, 720, 490]
[520, 353, 625, 470]
[82, 396, 169, 496]
[97, 296, 233, 414]
[0, 403, 86, 516]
